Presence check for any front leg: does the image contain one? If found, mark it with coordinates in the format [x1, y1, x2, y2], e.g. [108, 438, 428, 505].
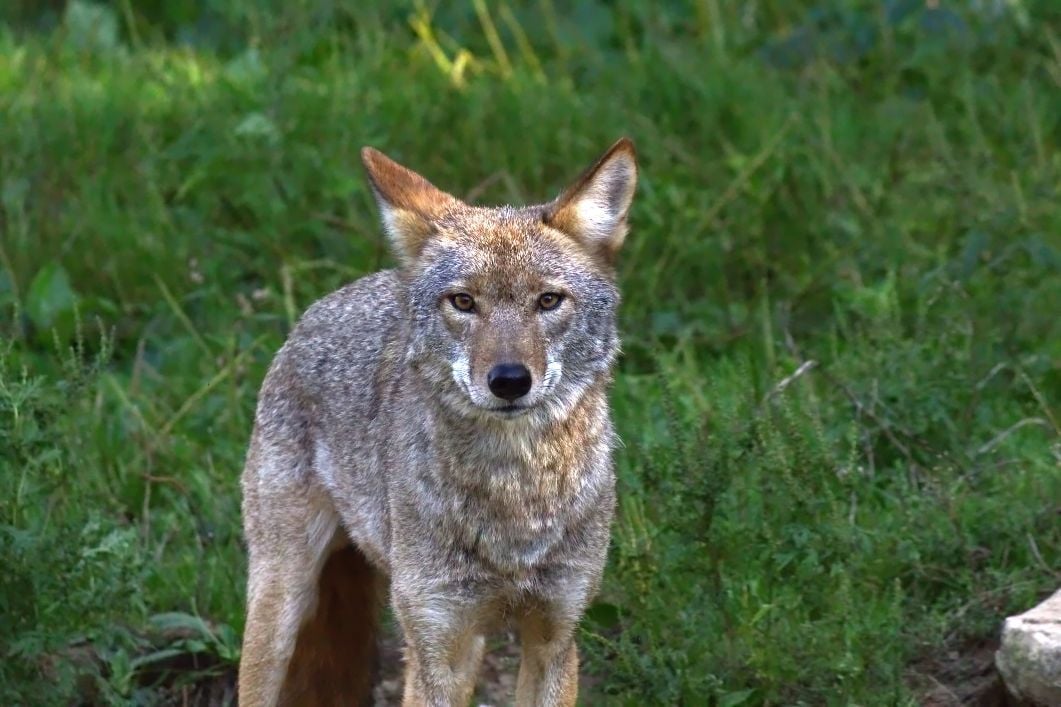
[516, 609, 580, 706]
[394, 587, 487, 707]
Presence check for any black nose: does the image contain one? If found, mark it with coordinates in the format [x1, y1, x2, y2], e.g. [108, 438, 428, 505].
[487, 363, 532, 401]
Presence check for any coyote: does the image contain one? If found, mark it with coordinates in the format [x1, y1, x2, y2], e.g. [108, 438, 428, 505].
[238, 138, 638, 706]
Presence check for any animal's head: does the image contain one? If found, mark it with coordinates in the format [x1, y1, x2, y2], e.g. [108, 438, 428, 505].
[361, 139, 637, 423]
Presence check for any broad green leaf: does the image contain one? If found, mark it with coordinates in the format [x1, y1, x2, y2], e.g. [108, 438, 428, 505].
[25, 262, 77, 332]
[718, 689, 756, 707]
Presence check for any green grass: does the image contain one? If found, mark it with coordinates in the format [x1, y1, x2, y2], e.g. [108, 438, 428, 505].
[1, 1, 1059, 704]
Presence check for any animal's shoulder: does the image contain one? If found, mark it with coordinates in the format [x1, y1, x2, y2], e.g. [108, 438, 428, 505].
[263, 269, 404, 402]
[296, 270, 402, 332]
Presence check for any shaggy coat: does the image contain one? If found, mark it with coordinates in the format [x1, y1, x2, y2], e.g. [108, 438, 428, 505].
[239, 138, 637, 706]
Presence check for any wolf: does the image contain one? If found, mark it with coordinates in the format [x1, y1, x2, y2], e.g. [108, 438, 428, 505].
[238, 137, 637, 706]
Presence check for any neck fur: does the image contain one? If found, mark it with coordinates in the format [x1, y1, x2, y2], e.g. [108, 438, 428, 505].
[426, 381, 611, 501]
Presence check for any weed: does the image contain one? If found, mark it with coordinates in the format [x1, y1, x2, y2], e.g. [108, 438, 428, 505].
[1, 1, 1058, 704]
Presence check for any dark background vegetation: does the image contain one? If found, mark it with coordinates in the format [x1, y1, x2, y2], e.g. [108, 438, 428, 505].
[1, 1, 1058, 704]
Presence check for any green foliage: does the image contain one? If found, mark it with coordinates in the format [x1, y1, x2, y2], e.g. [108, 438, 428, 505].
[1, 1, 1058, 703]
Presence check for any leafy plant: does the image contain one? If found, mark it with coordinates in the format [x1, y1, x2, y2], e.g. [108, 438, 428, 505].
[0, 1, 1057, 703]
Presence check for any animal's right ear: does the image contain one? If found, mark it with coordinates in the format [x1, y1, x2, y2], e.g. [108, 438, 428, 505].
[360, 147, 460, 264]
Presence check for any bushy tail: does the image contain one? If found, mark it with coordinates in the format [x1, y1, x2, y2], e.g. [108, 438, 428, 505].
[279, 544, 381, 706]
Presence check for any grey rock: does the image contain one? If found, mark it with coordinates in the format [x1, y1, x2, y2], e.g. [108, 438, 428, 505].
[996, 588, 1061, 705]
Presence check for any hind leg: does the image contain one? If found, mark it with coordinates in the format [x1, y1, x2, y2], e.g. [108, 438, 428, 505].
[239, 476, 341, 707]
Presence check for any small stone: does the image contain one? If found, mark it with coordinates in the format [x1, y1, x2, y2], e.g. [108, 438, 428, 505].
[996, 588, 1061, 706]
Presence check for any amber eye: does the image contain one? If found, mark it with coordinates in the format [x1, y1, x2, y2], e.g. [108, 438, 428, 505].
[450, 293, 476, 312]
[538, 292, 564, 311]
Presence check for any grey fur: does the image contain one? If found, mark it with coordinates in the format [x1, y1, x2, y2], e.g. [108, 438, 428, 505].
[239, 139, 636, 706]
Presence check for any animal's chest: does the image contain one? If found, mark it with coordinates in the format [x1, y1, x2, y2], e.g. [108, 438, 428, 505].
[447, 463, 582, 575]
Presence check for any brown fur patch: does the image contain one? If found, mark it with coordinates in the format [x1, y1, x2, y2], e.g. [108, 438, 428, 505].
[543, 137, 637, 264]
[361, 147, 460, 260]
[278, 545, 381, 707]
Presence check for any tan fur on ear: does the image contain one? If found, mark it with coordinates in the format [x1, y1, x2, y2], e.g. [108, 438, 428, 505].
[361, 147, 461, 263]
[544, 137, 638, 262]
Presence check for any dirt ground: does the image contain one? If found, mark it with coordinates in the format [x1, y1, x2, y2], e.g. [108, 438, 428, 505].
[149, 630, 1015, 706]
[906, 638, 1014, 707]
[158, 628, 525, 706]
[371, 630, 522, 706]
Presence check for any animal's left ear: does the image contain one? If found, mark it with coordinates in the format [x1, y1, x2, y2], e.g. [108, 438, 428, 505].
[543, 137, 638, 262]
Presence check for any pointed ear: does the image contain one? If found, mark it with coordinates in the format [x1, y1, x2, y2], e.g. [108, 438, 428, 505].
[360, 147, 461, 263]
[543, 137, 638, 262]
